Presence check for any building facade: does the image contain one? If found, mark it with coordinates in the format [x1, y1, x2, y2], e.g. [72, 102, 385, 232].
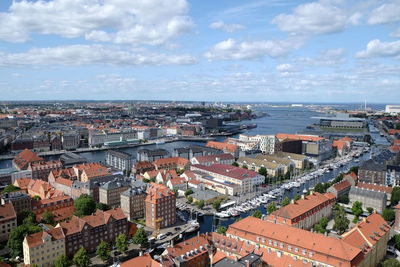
[0, 203, 17, 242]
[145, 183, 176, 229]
[106, 150, 133, 171]
[0, 191, 31, 215]
[120, 186, 147, 221]
[99, 179, 131, 208]
[349, 186, 387, 213]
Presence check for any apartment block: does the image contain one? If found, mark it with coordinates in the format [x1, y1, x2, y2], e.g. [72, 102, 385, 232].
[106, 150, 133, 171]
[0, 203, 17, 242]
[145, 183, 176, 229]
[99, 178, 131, 208]
[120, 186, 147, 221]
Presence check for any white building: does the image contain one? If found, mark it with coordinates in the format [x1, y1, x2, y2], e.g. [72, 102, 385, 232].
[385, 105, 400, 115]
[239, 134, 281, 154]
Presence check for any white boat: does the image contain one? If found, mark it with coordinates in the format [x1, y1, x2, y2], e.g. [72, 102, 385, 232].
[185, 220, 200, 233]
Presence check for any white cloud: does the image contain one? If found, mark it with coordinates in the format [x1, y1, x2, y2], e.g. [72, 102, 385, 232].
[272, 1, 353, 35]
[0, 0, 193, 45]
[368, 0, 400, 25]
[209, 21, 245, 32]
[391, 28, 400, 38]
[204, 38, 303, 60]
[0, 45, 197, 66]
[297, 48, 345, 66]
[276, 63, 295, 72]
[356, 39, 400, 58]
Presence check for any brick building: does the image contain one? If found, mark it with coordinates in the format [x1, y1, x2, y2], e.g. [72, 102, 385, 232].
[145, 183, 176, 229]
[120, 185, 147, 221]
[12, 149, 44, 170]
[28, 160, 63, 181]
[0, 191, 31, 215]
[99, 178, 131, 208]
[153, 157, 190, 171]
[0, 203, 17, 242]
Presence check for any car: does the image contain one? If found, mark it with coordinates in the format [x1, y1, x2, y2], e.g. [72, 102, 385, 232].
[166, 232, 173, 236]
[174, 227, 181, 231]
[157, 233, 166, 240]
[148, 236, 156, 243]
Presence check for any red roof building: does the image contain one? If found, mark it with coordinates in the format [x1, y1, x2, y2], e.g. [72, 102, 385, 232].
[145, 183, 176, 229]
[12, 149, 44, 170]
[153, 157, 190, 171]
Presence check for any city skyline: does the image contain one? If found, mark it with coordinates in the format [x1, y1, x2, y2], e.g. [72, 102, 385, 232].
[0, 0, 399, 102]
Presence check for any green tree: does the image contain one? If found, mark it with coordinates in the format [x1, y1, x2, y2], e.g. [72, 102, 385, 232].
[391, 187, 400, 205]
[294, 195, 301, 201]
[212, 200, 221, 211]
[351, 201, 363, 223]
[281, 197, 290, 207]
[366, 207, 374, 214]
[74, 194, 96, 217]
[184, 189, 194, 197]
[349, 166, 359, 175]
[116, 233, 128, 253]
[17, 209, 36, 225]
[232, 162, 239, 167]
[96, 202, 109, 211]
[333, 206, 350, 235]
[242, 164, 248, 169]
[172, 188, 179, 196]
[133, 227, 148, 246]
[331, 173, 344, 184]
[267, 202, 277, 214]
[383, 258, 400, 267]
[216, 226, 227, 235]
[54, 254, 70, 267]
[2, 184, 20, 193]
[258, 167, 267, 177]
[7, 221, 41, 257]
[394, 234, 400, 250]
[284, 171, 291, 180]
[96, 240, 111, 262]
[314, 183, 325, 193]
[41, 210, 55, 225]
[252, 210, 262, 219]
[32, 195, 41, 201]
[187, 196, 193, 204]
[73, 247, 91, 267]
[382, 208, 396, 222]
[197, 199, 205, 209]
[337, 195, 349, 204]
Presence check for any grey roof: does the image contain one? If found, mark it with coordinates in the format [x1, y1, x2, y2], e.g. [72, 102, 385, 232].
[191, 189, 220, 201]
[60, 152, 88, 163]
[360, 159, 386, 171]
[349, 186, 387, 200]
[121, 186, 146, 197]
[107, 149, 132, 159]
[214, 258, 246, 267]
[138, 148, 169, 156]
[72, 174, 125, 190]
[100, 177, 131, 190]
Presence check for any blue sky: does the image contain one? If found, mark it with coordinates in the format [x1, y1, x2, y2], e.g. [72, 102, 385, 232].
[0, 0, 399, 103]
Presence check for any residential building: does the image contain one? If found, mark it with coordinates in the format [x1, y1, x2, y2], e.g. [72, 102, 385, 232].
[58, 208, 128, 257]
[23, 227, 65, 267]
[153, 157, 190, 171]
[12, 148, 44, 170]
[173, 145, 223, 159]
[266, 192, 336, 230]
[32, 195, 75, 223]
[27, 160, 63, 181]
[205, 141, 240, 158]
[99, 178, 131, 207]
[145, 183, 176, 229]
[120, 185, 147, 221]
[137, 148, 170, 162]
[72, 162, 111, 182]
[255, 154, 295, 174]
[341, 214, 391, 267]
[190, 153, 235, 166]
[62, 132, 80, 150]
[214, 253, 262, 267]
[387, 165, 400, 186]
[327, 179, 351, 198]
[133, 161, 155, 175]
[275, 152, 310, 170]
[349, 186, 387, 213]
[14, 178, 64, 199]
[356, 182, 393, 200]
[50, 135, 62, 151]
[344, 172, 358, 186]
[0, 203, 17, 242]
[236, 157, 284, 177]
[0, 191, 31, 215]
[119, 254, 161, 267]
[191, 164, 264, 195]
[164, 234, 211, 267]
[106, 150, 133, 171]
[166, 177, 187, 191]
[358, 160, 387, 185]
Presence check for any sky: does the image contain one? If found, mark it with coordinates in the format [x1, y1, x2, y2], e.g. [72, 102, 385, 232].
[0, 0, 399, 103]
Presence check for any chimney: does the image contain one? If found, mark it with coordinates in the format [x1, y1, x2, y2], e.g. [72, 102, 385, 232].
[139, 251, 143, 256]
[301, 194, 305, 199]
[291, 199, 295, 204]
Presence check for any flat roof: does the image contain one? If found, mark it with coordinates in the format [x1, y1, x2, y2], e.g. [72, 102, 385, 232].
[312, 116, 366, 121]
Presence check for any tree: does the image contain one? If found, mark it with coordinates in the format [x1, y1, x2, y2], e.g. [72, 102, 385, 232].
[294, 195, 301, 201]
[382, 208, 396, 222]
[116, 233, 128, 253]
[242, 164, 248, 169]
[216, 226, 227, 235]
[391, 187, 400, 205]
[281, 197, 290, 207]
[2, 184, 20, 193]
[74, 194, 96, 217]
[197, 199, 205, 209]
[55, 254, 70, 267]
[252, 210, 262, 219]
[349, 166, 359, 175]
[351, 201, 363, 223]
[267, 202, 277, 214]
[313, 217, 329, 234]
[41, 210, 55, 225]
[337, 195, 349, 204]
[284, 171, 291, 180]
[331, 173, 344, 184]
[258, 167, 267, 177]
[96, 240, 111, 262]
[96, 202, 109, 211]
[187, 196, 193, 204]
[394, 234, 400, 250]
[172, 188, 179, 196]
[383, 258, 400, 267]
[133, 227, 148, 246]
[17, 209, 36, 225]
[32, 195, 41, 201]
[314, 183, 325, 194]
[366, 207, 374, 214]
[212, 200, 221, 211]
[184, 189, 194, 197]
[232, 162, 239, 167]
[333, 206, 349, 235]
[7, 221, 42, 257]
[73, 247, 91, 267]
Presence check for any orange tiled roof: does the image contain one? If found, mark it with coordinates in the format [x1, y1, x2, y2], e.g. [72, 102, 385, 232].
[153, 157, 189, 167]
[166, 234, 210, 259]
[0, 203, 16, 221]
[120, 254, 159, 267]
[74, 162, 111, 179]
[345, 172, 358, 182]
[206, 141, 237, 153]
[168, 177, 186, 186]
[145, 183, 175, 204]
[36, 206, 75, 222]
[339, 136, 353, 142]
[333, 140, 348, 151]
[268, 192, 336, 221]
[333, 179, 351, 192]
[13, 149, 44, 170]
[25, 227, 65, 248]
[276, 133, 324, 142]
[181, 170, 196, 179]
[356, 182, 393, 194]
[342, 213, 391, 254]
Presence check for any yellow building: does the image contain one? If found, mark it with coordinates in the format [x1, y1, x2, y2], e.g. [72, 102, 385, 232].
[23, 227, 65, 267]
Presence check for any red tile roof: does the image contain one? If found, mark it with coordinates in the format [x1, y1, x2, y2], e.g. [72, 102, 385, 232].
[153, 157, 189, 168]
[25, 227, 65, 248]
[276, 133, 324, 142]
[120, 254, 160, 267]
[191, 164, 260, 180]
[192, 153, 235, 164]
[206, 141, 237, 153]
[356, 182, 393, 194]
[0, 203, 16, 222]
[332, 179, 351, 192]
[166, 234, 210, 259]
[145, 183, 175, 204]
[74, 162, 111, 179]
[12, 149, 44, 170]
[168, 177, 186, 186]
[333, 140, 348, 151]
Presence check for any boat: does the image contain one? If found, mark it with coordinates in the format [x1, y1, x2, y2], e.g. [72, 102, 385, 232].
[155, 140, 165, 145]
[185, 220, 200, 233]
